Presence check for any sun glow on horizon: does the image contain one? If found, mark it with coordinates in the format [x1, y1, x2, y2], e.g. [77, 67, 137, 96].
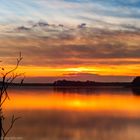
[1, 64, 139, 79]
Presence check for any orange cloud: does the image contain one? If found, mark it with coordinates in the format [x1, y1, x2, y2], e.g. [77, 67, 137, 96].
[0, 27, 140, 81]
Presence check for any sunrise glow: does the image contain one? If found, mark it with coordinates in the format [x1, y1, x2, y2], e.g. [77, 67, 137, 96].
[0, 0, 140, 82]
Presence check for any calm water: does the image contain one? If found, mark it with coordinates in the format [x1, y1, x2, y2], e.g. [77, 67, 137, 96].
[3, 87, 140, 140]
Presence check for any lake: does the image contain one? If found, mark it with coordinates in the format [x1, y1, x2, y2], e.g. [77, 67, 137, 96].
[3, 87, 140, 140]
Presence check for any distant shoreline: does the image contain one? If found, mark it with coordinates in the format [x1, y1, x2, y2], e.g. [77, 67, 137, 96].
[0, 79, 139, 88]
[0, 81, 132, 87]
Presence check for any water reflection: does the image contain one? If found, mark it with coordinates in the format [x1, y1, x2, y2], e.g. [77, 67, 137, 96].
[5, 87, 140, 116]
[53, 86, 131, 95]
[132, 87, 140, 96]
[5, 110, 140, 140]
[3, 87, 140, 140]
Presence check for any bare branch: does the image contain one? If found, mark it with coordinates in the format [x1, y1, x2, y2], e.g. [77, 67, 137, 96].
[0, 53, 24, 106]
[1, 126, 5, 137]
[3, 115, 21, 138]
[0, 53, 24, 139]
[5, 53, 23, 77]
[0, 96, 8, 108]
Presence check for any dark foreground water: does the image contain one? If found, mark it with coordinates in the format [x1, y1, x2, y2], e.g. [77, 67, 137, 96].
[3, 87, 140, 140]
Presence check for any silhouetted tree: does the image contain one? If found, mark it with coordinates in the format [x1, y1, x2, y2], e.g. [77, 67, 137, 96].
[0, 53, 24, 140]
[132, 76, 140, 87]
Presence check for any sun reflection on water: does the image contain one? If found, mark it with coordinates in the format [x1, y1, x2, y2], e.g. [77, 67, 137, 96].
[3, 88, 140, 117]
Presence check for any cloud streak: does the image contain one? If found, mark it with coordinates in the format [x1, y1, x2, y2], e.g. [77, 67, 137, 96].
[0, 0, 140, 28]
[0, 0, 140, 81]
[0, 29, 140, 67]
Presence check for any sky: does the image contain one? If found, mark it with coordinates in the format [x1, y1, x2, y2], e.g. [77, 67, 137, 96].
[0, 0, 140, 82]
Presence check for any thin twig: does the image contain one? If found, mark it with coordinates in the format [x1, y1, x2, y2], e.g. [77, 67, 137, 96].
[3, 115, 21, 138]
[5, 53, 23, 77]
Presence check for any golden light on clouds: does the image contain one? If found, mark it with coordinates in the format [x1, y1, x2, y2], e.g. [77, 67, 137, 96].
[0, 21, 140, 82]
